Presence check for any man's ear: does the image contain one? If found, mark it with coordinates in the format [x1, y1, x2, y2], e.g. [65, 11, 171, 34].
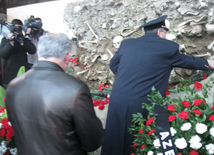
[157, 29, 161, 37]
[64, 52, 71, 65]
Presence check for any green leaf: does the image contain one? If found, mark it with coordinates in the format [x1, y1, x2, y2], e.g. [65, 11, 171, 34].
[0, 86, 6, 108]
[137, 112, 143, 118]
[17, 66, 25, 77]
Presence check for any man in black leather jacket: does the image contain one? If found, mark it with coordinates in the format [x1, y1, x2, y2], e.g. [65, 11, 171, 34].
[5, 33, 105, 155]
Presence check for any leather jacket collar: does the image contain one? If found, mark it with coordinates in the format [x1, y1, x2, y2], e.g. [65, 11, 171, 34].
[32, 61, 64, 72]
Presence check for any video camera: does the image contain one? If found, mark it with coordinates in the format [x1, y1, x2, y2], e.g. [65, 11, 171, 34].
[24, 15, 42, 37]
[0, 22, 24, 41]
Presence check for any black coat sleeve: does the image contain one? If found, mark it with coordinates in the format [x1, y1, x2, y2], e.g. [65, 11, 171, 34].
[0, 38, 36, 58]
[171, 50, 209, 71]
[72, 84, 105, 152]
[22, 38, 36, 55]
[0, 37, 17, 58]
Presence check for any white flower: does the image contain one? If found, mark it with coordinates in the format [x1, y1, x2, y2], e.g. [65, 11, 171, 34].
[0, 123, 2, 128]
[190, 142, 202, 150]
[1, 141, 6, 147]
[147, 150, 154, 155]
[157, 153, 163, 155]
[174, 137, 187, 149]
[0, 145, 7, 153]
[170, 127, 177, 136]
[206, 144, 214, 155]
[196, 123, 208, 134]
[210, 127, 214, 137]
[180, 122, 192, 131]
[10, 148, 17, 155]
[189, 135, 201, 144]
[153, 139, 161, 149]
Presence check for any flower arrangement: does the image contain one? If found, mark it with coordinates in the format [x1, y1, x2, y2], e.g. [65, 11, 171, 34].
[91, 84, 111, 110]
[66, 56, 112, 111]
[0, 67, 25, 155]
[129, 75, 214, 155]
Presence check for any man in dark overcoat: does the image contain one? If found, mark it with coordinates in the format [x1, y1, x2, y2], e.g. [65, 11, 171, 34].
[0, 19, 36, 89]
[101, 15, 214, 155]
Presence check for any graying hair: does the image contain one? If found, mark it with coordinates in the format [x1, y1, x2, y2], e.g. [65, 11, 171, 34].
[37, 33, 72, 59]
[145, 28, 165, 34]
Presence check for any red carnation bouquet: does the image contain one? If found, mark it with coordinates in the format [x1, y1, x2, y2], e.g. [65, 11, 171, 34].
[129, 76, 214, 155]
[91, 84, 111, 110]
[0, 67, 25, 155]
[0, 87, 16, 155]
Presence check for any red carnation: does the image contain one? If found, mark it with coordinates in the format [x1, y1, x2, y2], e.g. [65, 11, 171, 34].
[69, 58, 73, 62]
[168, 104, 176, 111]
[3, 151, 11, 155]
[70, 66, 74, 70]
[105, 97, 110, 104]
[148, 129, 156, 136]
[203, 74, 207, 79]
[166, 87, 170, 95]
[169, 115, 176, 122]
[6, 131, 14, 141]
[93, 100, 101, 107]
[104, 85, 109, 88]
[193, 109, 202, 116]
[146, 118, 154, 125]
[194, 99, 206, 106]
[131, 154, 136, 155]
[181, 100, 190, 108]
[1, 118, 10, 129]
[100, 101, 105, 106]
[141, 145, 147, 150]
[133, 142, 138, 149]
[209, 115, 214, 121]
[98, 104, 105, 110]
[74, 62, 78, 66]
[138, 129, 144, 134]
[0, 128, 6, 137]
[212, 105, 214, 110]
[4, 125, 14, 141]
[74, 57, 79, 62]
[190, 150, 199, 155]
[98, 84, 104, 91]
[178, 111, 190, 119]
[0, 107, 6, 113]
[194, 81, 203, 90]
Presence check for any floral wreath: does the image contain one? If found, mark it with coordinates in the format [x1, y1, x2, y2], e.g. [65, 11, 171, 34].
[129, 76, 214, 155]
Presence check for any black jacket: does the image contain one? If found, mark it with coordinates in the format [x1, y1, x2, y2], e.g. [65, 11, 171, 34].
[102, 33, 209, 155]
[0, 37, 36, 85]
[6, 61, 105, 155]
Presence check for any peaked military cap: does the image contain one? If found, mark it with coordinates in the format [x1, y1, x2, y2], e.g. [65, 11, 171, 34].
[139, 15, 169, 31]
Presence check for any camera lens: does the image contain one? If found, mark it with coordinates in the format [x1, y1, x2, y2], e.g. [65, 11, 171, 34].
[13, 26, 23, 32]
[14, 34, 24, 41]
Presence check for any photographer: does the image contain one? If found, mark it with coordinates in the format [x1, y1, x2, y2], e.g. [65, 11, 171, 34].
[24, 17, 48, 68]
[0, 19, 36, 89]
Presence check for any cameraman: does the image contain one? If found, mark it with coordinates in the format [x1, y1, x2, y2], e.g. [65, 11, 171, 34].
[25, 17, 48, 68]
[0, 19, 36, 89]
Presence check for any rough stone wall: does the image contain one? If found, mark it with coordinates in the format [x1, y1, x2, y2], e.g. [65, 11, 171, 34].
[0, 1, 214, 87]
[63, 0, 214, 88]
